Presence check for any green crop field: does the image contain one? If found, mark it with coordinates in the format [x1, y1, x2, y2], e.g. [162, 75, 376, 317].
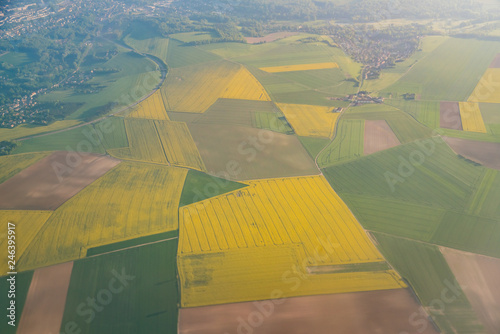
[345, 194, 446, 241]
[298, 136, 331, 159]
[253, 111, 294, 134]
[479, 103, 500, 125]
[433, 210, 500, 258]
[323, 138, 484, 210]
[373, 233, 487, 334]
[0, 271, 34, 334]
[86, 230, 178, 256]
[123, 35, 170, 62]
[165, 39, 221, 68]
[12, 117, 128, 154]
[170, 31, 217, 43]
[381, 38, 500, 101]
[385, 100, 441, 129]
[317, 119, 364, 167]
[179, 169, 247, 207]
[61, 239, 179, 334]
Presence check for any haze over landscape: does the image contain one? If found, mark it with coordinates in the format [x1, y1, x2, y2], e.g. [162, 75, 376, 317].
[1, 0, 500, 333]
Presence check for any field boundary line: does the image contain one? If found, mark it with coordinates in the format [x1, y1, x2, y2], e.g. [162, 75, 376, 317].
[84, 236, 179, 259]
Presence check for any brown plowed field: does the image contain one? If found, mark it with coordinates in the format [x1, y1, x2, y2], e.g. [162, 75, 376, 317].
[364, 120, 401, 155]
[489, 53, 500, 68]
[179, 289, 439, 334]
[440, 101, 463, 130]
[0, 151, 120, 210]
[442, 247, 500, 334]
[17, 262, 74, 334]
[188, 124, 319, 181]
[444, 137, 500, 170]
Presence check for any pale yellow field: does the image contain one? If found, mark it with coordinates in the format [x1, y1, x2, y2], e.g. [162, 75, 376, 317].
[0, 120, 81, 141]
[109, 118, 168, 164]
[19, 163, 187, 271]
[179, 246, 404, 307]
[459, 102, 487, 133]
[155, 120, 206, 171]
[468, 68, 500, 104]
[259, 62, 339, 73]
[178, 175, 406, 307]
[0, 152, 50, 183]
[109, 118, 206, 170]
[276, 103, 340, 138]
[161, 61, 269, 113]
[127, 90, 170, 120]
[0, 210, 52, 274]
[220, 67, 270, 101]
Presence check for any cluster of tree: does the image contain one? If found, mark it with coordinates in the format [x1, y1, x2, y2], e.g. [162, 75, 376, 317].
[169, 0, 488, 26]
[0, 141, 16, 156]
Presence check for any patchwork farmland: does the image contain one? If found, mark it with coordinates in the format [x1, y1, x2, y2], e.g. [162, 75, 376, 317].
[178, 176, 406, 306]
[18, 163, 187, 271]
[2, 12, 500, 334]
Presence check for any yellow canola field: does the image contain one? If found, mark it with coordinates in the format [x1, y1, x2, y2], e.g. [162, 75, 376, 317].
[178, 175, 406, 307]
[0, 152, 50, 183]
[161, 61, 270, 113]
[109, 118, 206, 171]
[459, 102, 487, 133]
[155, 120, 206, 171]
[220, 67, 271, 101]
[0, 210, 52, 274]
[468, 68, 500, 104]
[109, 118, 168, 164]
[179, 246, 403, 307]
[127, 90, 170, 120]
[19, 163, 187, 271]
[276, 103, 340, 138]
[260, 62, 339, 73]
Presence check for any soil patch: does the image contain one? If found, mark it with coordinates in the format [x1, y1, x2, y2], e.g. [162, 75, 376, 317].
[17, 262, 74, 334]
[188, 123, 319, 181]
[440, 102, 463, 130]
[179, 289, 439, 334]
[441, 247, 500, 334]
[443, 136, 500, 170]
[364, 120, 401, 155]
[0, 151, 120, 210]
